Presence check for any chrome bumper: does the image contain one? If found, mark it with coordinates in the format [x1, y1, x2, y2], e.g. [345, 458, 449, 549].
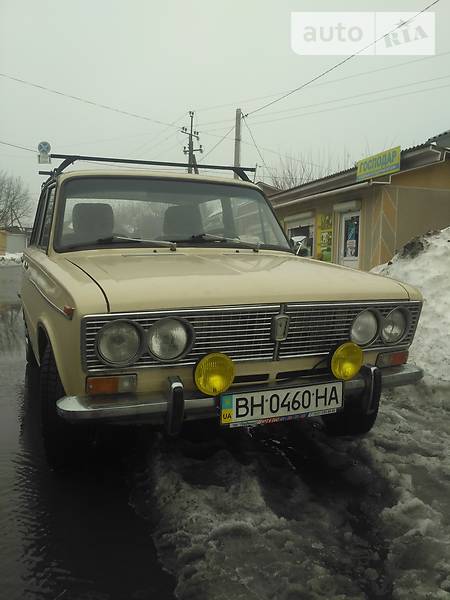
[57, 364, 423, 429]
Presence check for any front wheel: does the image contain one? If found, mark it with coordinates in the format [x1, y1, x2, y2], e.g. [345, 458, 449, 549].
[322, 397, 379, 436]
[323, 367, 382, 437]
[39, 345, 92, 470]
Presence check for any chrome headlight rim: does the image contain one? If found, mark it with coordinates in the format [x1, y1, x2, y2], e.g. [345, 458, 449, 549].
[381, 307, 409, 344]
[96, 319, 145, 367]
[147, 317, 195, 363]
[350, 309, 380, 347]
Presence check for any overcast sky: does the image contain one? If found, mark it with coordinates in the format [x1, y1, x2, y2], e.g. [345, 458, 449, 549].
[1, 0, 449, 215]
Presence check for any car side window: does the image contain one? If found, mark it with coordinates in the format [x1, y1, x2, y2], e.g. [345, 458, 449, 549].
[29, 189, 48, 246]
[38, 188, 56, 250]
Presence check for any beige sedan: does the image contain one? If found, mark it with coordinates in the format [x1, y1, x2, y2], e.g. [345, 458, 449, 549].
[21, 157, 423, 468]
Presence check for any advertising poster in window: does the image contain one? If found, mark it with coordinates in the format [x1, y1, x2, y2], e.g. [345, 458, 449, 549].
[316, 213, 333, 262]
[344, 215, 360, 258]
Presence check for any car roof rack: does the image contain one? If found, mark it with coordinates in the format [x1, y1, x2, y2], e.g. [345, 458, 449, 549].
[38, 153, 256, 184]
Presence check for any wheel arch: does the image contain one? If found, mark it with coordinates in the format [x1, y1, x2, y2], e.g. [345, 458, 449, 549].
[37, 323, 50, 362]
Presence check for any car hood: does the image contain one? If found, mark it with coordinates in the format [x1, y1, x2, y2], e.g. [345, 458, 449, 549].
[66, 249, 411, 313]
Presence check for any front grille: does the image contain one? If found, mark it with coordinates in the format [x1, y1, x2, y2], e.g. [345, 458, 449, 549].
[82, 301, 422, 372]
[83, 306, 279, 371]
[279, 302, 421, 358]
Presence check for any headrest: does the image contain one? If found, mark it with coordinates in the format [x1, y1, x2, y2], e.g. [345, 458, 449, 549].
[163, 204, 202, 238]
[72, 203, 114, 240]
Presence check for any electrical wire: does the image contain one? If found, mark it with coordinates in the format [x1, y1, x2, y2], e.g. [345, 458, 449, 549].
[0, 140, 35, 153]
[198, 125, 235, 162]
[247, 74, 450, 122]
[194, 49, 450, 118]
[162, 135, 186, 157]
[242, 116, 272, 177]
[244, 81, 450, 128]
[130, 112, 187, 157]
[246, 0, 441, 117]
[0, 72, 180, 129]
[201, 74, 450, 130]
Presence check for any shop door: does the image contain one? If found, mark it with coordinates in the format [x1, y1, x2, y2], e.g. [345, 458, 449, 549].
[339, 212, 360, 269]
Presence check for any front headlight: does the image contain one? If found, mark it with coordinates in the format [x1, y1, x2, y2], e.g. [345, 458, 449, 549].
[350, 310, 378, 346]
[147, 318, 193, 361]
[381, 309, 407, 343]
[97, 320, 142, 366]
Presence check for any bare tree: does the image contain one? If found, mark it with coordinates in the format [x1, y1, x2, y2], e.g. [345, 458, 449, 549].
[269, 156, 316, 190]
[0, 172, 32, 228]
[270, 151, 354, 191]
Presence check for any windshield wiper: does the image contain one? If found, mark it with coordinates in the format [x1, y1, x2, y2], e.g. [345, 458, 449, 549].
[96, 235, 177, 251]
[189, 233, 260, 252]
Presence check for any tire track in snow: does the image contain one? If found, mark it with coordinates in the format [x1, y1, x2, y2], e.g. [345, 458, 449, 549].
[136, 425, 395, 600]
[250, 420, 395, 599]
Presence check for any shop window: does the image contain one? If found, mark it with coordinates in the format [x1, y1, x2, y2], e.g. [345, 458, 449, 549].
[287, 223, 314, 256]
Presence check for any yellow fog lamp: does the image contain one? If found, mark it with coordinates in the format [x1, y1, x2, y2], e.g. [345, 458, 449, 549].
[194, 352, 235, 396]
[331, 342, 363, 381]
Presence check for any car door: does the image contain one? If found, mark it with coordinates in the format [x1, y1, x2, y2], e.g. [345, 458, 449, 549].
[21, 186, 56, 347]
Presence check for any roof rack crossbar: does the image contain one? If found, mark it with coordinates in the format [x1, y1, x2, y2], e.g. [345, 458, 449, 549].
[46, 154, 256, 182]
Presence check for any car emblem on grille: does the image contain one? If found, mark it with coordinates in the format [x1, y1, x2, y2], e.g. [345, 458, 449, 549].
[271, 314, 290, 342]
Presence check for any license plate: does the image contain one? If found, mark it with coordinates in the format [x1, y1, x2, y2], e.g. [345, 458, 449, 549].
[220, 381, 343, 428]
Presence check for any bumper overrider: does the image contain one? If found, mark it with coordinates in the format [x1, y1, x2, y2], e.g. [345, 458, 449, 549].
[57, 363, 423, 434]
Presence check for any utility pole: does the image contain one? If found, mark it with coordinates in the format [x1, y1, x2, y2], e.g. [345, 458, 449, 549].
[181, 111, 203, 174]
[234, 108, 242, 179]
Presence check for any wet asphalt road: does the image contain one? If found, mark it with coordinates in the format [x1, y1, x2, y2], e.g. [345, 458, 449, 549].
[0, 266, 175, 600]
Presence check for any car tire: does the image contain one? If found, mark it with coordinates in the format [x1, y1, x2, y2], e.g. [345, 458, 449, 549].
[39, 345, 92, 470]
[322, 393, 380, 437]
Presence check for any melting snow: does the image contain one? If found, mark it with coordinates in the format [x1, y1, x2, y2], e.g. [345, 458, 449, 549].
[136, 228, 450, 600]
[0, 252, 22, 266]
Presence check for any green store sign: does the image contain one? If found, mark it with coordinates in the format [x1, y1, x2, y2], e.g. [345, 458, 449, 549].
[356, 146, 401, 182]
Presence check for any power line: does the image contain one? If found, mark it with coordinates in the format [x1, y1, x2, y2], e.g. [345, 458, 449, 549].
[0, 140, 35, 153]
[202, 124, 323, 170]
[249, 74, 450, 122]
[199, 125, 235, 162]
[211, 75, 450, 130]
[0, 72, 180, 129]
[242, 116, 271, 178]
[246, 0, 441, 117]
[202, 74, 450, 131]
[248, 81, 450, 127]
[194, 50, 450, 118]
[162, 136, 186, 157]
[130, 112, 187, 157]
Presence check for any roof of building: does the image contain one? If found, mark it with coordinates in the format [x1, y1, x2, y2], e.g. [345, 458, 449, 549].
[428, 130, 450, 146]
[270, 139, 449, 205]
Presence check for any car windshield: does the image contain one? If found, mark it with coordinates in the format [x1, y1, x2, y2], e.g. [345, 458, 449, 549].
[54, 177, 291, 252]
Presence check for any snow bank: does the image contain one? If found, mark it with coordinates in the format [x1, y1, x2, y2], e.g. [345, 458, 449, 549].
[371, 227, 450, 382]
[367, 227, 450, 598]
[0, 252, 22, 266]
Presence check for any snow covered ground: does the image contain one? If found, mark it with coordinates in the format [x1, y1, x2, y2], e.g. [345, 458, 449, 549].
[135, 228, 450, 600]
[0, 252, 22, 266]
